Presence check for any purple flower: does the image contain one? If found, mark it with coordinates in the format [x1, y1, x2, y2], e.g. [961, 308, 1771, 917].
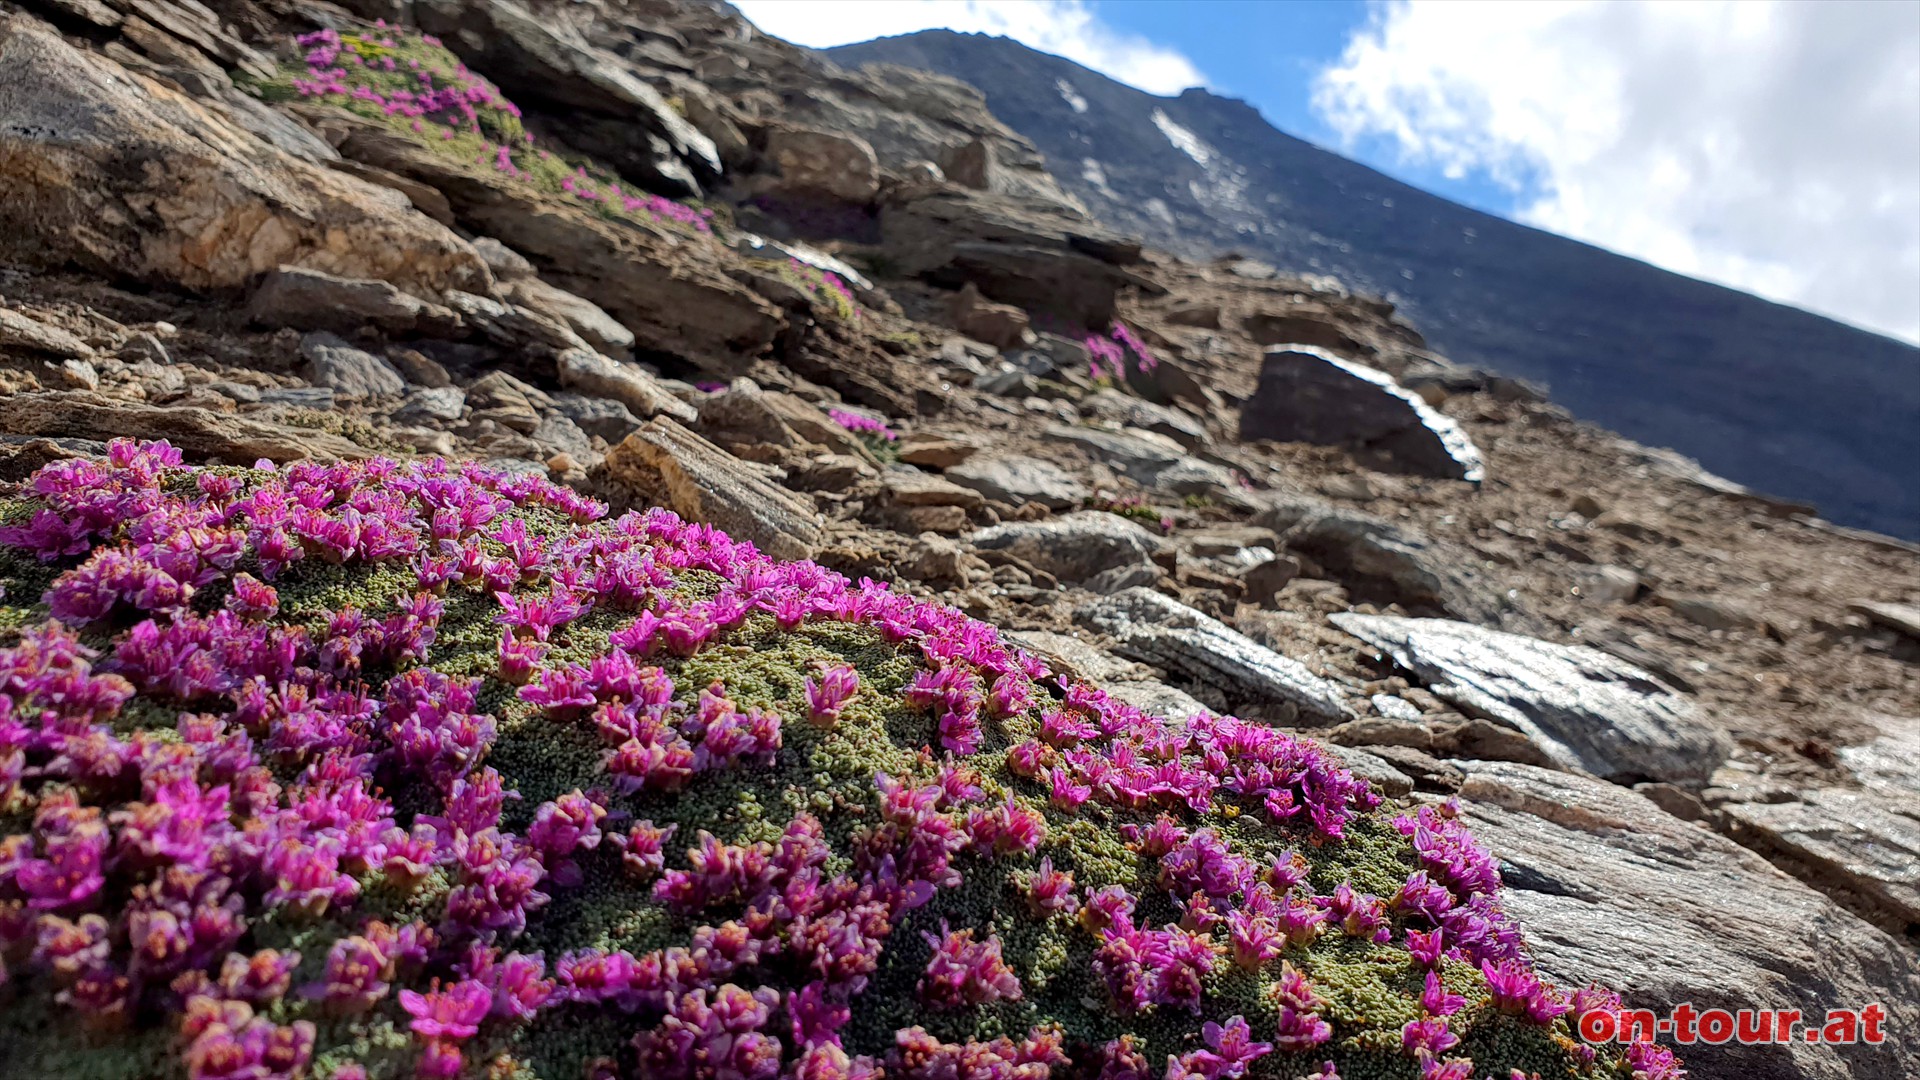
[804, 663, 860, 727]
[399, 978, 491, 1041]
[1272, 961, 1333, 1051]
[917, 924, 1022, 1009]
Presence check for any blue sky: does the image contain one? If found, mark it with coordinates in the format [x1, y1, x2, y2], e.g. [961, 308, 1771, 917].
[735, 0, 1920, 343]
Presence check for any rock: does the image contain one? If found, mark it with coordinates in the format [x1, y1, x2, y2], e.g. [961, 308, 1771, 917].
[897, 505, 969, 534]
[392, 387, 466, 425]
[246, 266, 453, 336]
[470, 237, 536, 281]
[1454, 760, 1920, 1080]
[1658, 593, 1767, 633]
[1081, 389, 1209, 451]
[1240, 346, 1484, 483]
[906, 533, 986, 585]
[1083, 562, 1164, 595]
[556, 349, 697, 423]
[257, 387, 336, 410]
[1330, 613, 1730, 783]
[1077, 588, 1355, 724]
[790, 454, 878, 493]
[1258, 498, 1504, 624]
[504, 276, 636, 357]
[885, 473, 985, 510]
[552, 392, 643, 445]
[1242, 556, 1303, 606]
[1163, 302, 1221, 329]
[945, 454, 1086, 509]
[764, 126, 881, 203]
[299, 332, 405, 401]
[1370, 694, 1425, 722]
[697, 384, 877, 462]
[1045, 424, 1237, 495]
[48, 358, 99, 390]
[967, 511, 1170, 584]
[947, 283, 1032, 349]
[530, 414, 593, 460]
[1104, 680, 1211, 723]
[597, 417, 824, 561]
[1838, 712, 1920, 806]
[1580, 565, 1641, 604]
[1242, 306, 1368, 355]
[896, 433, 979, 468]
[117, 332, 170, 365]
[466, 371, 548, 434]
[1322, 745, 1414, 798]
[1004, 630, 1148, 685]
[1720, 789, 1920, 932]
[978, 367, 1038, 397]
[0, 390, 365, 463]
[1849, 600, 1920, 641]
[0, 307, 94, 359]
[387, 349, 452, 389]
[0, 16, 487, 295]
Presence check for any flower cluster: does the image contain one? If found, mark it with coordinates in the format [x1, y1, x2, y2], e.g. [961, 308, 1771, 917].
[828, 409, 897, 442]
[0, 440, 1664, 1080]
[1085, 320, 1160, 380]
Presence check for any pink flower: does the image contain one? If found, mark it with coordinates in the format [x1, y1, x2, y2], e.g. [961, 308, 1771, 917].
[399, 978, 491, 1041]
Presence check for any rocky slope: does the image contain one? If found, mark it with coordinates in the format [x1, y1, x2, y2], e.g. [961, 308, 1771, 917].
[0, 2, 1915, 1078]
[826, 30, 1920, 542]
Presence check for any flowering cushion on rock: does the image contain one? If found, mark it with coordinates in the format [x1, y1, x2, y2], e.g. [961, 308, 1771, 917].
[0, 441, 1679, 1080]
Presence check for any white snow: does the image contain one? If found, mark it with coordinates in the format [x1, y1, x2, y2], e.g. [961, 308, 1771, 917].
[1055, 79, 1089, 113]
[1151, 108, 1212, 166]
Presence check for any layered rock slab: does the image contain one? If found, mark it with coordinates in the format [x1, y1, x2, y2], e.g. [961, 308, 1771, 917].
[1240, 345, 1484, 482]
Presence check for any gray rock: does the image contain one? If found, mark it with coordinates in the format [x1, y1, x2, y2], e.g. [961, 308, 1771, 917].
[530, 414, 593, 460]
[1323, 745, 1416, 798]
[1003, 630, 1149, 685]
[257, 387, 336, 410]
[556, 348, 696, 423]
[946, 454, 1086, 509]
[117, 331, 171, 365]
[1580, 565, 1641, 604]
[1721, 788, 1920, 931]
[1370, 693, 1425, 721]
[0, 390, 365, 464]
[1077, 587, 1355, 724]
[299, 332, 405, 400]
[1084, 562, 1164, 595]
[967, 511, 1170, 584]
[467, 371, 548, 433]
[249, 266, 453, 336]
[1046, 424, 1182, 480]
[1257, 498, 1503, 624]
[505, 276, 636, 356]
[1240, 345, 1484, 482]
[764, 126, 880, 203]
[470, 236, 535, 281]
[1659, 593, 1767, 633]
[979, 367, 1038, 397]
[597, 417, 824, 561]
[1455, 760, 1920, 1080]
[1330, 613, 1730, 783]
[1838, 712, 1920, 807]
[0, 307, 93, 358]
[211, 381, 261, 404]
[1104, 679, 1210, 723]
[1243, 556, 1303, 606]
[1081, 389, 1209, 451]
[552, 392, 643, 444]
[1849, 600, 1920, 641]
[388, 349, 452, 388]
[392, 386, 466, 424]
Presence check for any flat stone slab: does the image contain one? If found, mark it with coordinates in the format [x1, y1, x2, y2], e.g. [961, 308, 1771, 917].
[1721, 787, 1920, 931]
[1240, 345, 1484, 482]
[1078, 587, 1354, 724]
[1331, 613, 1729, 783]
[945, 454, 1087, 509]
[967, 511, 1169, 585]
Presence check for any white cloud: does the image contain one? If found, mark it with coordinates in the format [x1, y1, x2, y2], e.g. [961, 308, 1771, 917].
[731, 0, 1207, 96]
[1313, 0, 1920, 343]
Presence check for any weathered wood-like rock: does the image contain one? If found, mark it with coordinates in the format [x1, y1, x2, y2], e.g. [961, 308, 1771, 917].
[0, 307, 94, 359]
[1455, 760, 1920, 1080]
[945, 454, 1086, 510]
[967, 512, 1169, 585]
[247, 267, 455, 336]
[1077, 587, 1355, 724]
[503, 276, 636, 357]
[300, 332, 405, 400]
[1240, 345, 1484, 482]
[1850, 599, 1920, 641]
[1331, 613, 1729, 783]
[1720, 788, 1920, 932]
[556, 349, 696, 424]
[0, 391, 365, 463]
[1258, 498, 1504, 624]
[598, 418, 824, 561]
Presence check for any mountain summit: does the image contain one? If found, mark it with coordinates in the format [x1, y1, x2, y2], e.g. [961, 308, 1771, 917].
[828, 30, 1920, 539]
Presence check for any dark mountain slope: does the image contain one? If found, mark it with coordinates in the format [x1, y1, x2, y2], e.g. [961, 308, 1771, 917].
[828, 31, 1920, 538]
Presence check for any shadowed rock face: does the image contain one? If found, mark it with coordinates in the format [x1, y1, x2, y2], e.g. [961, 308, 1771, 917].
[1241, 345, 1485, 482]
[1331, 613, 1730, 783]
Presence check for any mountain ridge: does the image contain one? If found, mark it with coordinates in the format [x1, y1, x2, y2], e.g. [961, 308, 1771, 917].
[828, 29, 1920, 539]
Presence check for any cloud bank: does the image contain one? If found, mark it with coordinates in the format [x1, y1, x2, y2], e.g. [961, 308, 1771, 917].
[1313, 0, 1920, 343]
[730, 0, 1207, 96]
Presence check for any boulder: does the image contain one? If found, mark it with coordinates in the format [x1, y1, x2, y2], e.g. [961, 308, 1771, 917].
[0, 307, 94, 359]
[552, 392, 643, 445]
[391, 386, 467, 425]
[1045, 423, 1236, 495]
[1240, 346, 1484, 482]
[1077, 588, 1355, 724]
[556, 349, 696, 424]
[1242, 306, 1369, 355]
[1455, 760, 1920, 1080]
[1081, 389, 1209, 451]
[1257, 498, 1504, 624]
[1720, 788, 1920, 932]
[947, 283, 1032, 349]
[1104, 680, 1210, 724]
[247, 267, 454, 336]
[1849, 600, 1920, 641]
[299, 332, 405, 401]
[597, 417, 824, 561]
[503, 276, 636, 357]
[945, 454, 1086, 509]
[763, 126, 881, 203]
[895, 433, 979, 468]
[0, 391, 365, 463]
[1330, 613, 1730, 783]
[0, 16, 487, 296]
[966, 512, 1169, 585]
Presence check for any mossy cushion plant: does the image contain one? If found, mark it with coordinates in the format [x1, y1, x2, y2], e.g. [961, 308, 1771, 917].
[0, 441, 1680, 1080]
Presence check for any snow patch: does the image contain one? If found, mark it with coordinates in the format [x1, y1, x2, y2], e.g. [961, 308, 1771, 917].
[1055, 79, 1089, 114]
[1151, 108, 1212, 166]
